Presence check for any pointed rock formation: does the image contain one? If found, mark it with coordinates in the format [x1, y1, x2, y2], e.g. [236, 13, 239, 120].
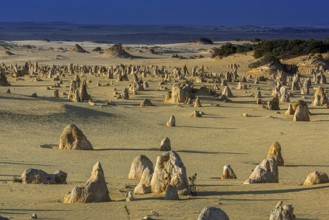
[63, 161, 110, 203]
[269, 201, 296, 220]
[267, 142, 284, 166]
[160, 137, 171, 151]
[140, 98, 154, 107]
[243, 158, 278, 184]
[164, 185, 179, 200]
[222, 86, 233, 98]
[104, 44, 133, 59]
[0, 73, 10, 86]
[151, 151, 190, 195]
[266, 95, 280, 110]
[194, 96, 202, 107]
[166, 115, 176, 127]
[312, 87, 328, 106]
[303, 171, 329, 186]
[221, 165, 237, 179]
[71, 44, 88, 53]
[59, 124, 93, 150]
[293, 100, 310, 122]
[79, 79, 90, 101]
[191, 110, 203, 118]
[134, 167, 153, 194]
[128, 155, 153, 180]
[285, 104, 295, 115]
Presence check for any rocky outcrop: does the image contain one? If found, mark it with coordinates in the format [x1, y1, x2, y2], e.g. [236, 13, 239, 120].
[160, 137, 171, 151]
[63, 161, 110, 203]
[59, 124, 93, 150]
[197, 207, 230, 220]
[134, 167, 153, 194]
[269, 201, 296, 220]
[303, 171, 329, 186]
[267, 142, 284, 166]
[151, 151, 190, 195]
[243, 158, 278, 184]
[221, 165, 237, 179]
[293, 100, 310, 122]
[128, 155, 153, 180]
[20, 168, 67, 184]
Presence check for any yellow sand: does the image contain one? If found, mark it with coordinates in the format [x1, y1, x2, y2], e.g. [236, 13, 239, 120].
[0, 41, 329, 220]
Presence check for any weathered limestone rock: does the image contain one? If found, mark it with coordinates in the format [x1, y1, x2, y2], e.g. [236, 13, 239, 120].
[280, 91, 290, 103]
[301, 79, 310, 95]
[125, 191, 134, 202]
[256, 98, 264, 105]
[194, 96, 202, 107]
[166, 115, 176, 127]
[20, 168, 67, 184]
[312, 87, 328, 106]
[68, 79, 79, 102]
[71, 44, 88, 53]
[236, 82, 247, 90]
[217, 94, 231, 102]
[151, 151, 190, 195]
[197, 207, 230, 220]
[267, 142, 284, 166]
[160, 137, 171, 151]
[291, 74, 301, 91]
[134, 167, 153, 194]
[303, 171, 329, 186]
[59, 124, 93, 150]
[269, 201, 296, 220]
[266, 95, 280, 110]
[293, 100, 310, 122]
[63, 161, 110, 203]
[140, 98, 153, 107]
[222, 86, 233, 98]
[0, 73, 11, 86]
[255, 91, 262, 99]
[221, 165, 237, 179]
[168, 83, 191, 103]
[191, 110, 203, 118]
[128, 155, 153, 180]
[243, 158, 278, 184]
[164, 185, 179, 200]
[53, 89, 59, 98]
[79, 79, 90, 101]
[121, 88, 129, 99]
[285, 104, 295, 115]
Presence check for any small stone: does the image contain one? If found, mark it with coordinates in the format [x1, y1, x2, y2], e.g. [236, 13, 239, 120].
[160, 137, 171, 151]
[151, 211, 159, 217]
[166, 115, 175, 127]
[125, 191, 134, 202]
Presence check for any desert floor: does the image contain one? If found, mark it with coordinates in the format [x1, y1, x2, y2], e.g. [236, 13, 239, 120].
[0, 41, 329, 220]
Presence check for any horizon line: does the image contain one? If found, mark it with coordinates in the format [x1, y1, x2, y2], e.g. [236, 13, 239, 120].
[0, 21, 329, 28]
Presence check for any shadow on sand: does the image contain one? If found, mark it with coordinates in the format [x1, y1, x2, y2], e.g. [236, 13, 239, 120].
[197, 184, 329, 197]
[94, 147, 244, 155]
[0, 161, 53, 167]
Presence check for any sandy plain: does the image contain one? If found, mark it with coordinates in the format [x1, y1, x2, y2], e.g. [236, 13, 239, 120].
[0, 40, 329, 220]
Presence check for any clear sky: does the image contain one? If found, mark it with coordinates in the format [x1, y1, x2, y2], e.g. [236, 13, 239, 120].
[1, 0, 328, 26]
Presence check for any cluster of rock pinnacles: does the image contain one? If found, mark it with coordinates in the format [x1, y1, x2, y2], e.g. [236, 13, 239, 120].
[6, 62, 329, 219]
[13, 121, 329, 219]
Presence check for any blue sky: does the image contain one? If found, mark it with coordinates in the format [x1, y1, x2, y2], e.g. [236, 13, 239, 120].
[1, 0, 328, 26]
